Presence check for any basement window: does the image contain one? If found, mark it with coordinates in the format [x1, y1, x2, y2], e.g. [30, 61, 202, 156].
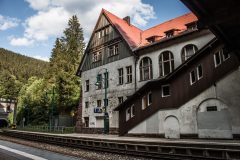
[206, 106, 217, 112]
[161, 85, 170, 97]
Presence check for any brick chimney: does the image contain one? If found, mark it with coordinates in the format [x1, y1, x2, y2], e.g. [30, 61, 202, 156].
[123, 16, 130, 25]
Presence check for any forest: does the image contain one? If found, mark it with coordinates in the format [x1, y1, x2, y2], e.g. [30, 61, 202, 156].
[0, 15, 85, 126]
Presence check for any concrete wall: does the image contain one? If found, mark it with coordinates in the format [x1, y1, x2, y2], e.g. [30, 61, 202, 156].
[129, 68, 240, 139]
[136, 31, 215, 89]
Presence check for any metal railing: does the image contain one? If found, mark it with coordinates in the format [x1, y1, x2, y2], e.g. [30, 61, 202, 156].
[16, 126, 75, 134]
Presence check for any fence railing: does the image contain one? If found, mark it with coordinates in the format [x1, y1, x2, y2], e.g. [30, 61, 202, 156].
[16, 126, 75, 134]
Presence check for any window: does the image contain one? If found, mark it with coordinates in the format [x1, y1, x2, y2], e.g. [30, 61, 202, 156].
[181, 44, 198, 62]
[92, 51, 102, 62]
[84, 117, 89, 127]
[131, 104, 135, 117]
[140, 57, 153, 81]
[165, 30, 174, 38]
[126, 104, 135, 121]
[85, 102, 89, 108]
[222, 48, 230, 60]
[207, 106, 217, 112]
[118, 97, 124, 104]
[214, 48, 230, 67]
[109, 46, 114, 56]
[114, 44, 119, 55]
[142, 92, 152, 110]
[118, 68, 124, 85]
[126, 66, 132, 83]
[159, 51, 174, 77]
[97, 100, 101, 107]
[190, 70, 196, 85]
[97, 27, 109, 39]
[126, 108, 131, 121]
[85, 80, 89, 92]
[162, 85, 170, 97]
[186, 22, 197, 30]
[214, 51, 222, 67]
[148, 92, 152, 106]
[96, 74, 102, 89]
[108, 43, 119, 57]
[197, 65, 203, 80]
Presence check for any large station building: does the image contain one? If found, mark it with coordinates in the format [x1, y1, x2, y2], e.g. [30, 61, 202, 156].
[76, 8, 240, 139]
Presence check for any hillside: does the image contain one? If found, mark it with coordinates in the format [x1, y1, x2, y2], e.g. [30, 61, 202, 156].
[0, 48, 49, 83]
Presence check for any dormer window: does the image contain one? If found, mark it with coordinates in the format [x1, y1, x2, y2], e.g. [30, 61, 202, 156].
[186, 22, 197, 30]
[146, 35, 161, 43]
[165, 30, 175, 38]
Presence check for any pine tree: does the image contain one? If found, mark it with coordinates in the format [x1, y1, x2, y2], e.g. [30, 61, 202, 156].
[49, 15, 85, 115]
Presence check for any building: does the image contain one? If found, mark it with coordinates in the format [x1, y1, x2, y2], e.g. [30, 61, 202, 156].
[0, 98, 16, 127]
[76, 9, 215, 134]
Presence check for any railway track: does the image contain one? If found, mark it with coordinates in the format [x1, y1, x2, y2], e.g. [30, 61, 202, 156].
[1, 129, 240, 160]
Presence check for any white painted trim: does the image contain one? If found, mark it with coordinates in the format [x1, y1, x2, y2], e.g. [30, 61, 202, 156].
[0, 145, 47, 160]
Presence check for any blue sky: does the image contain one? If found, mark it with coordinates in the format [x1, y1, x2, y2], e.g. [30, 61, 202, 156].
[0, 0, 189, 61]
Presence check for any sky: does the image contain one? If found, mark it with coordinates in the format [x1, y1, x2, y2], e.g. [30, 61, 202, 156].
[0, 0, 189, 61]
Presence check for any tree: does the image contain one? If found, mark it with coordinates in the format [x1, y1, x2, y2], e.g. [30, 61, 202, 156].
[49, 15, 85, 115]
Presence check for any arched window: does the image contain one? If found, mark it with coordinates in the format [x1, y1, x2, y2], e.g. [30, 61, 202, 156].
[181, 44, 198, 62]
[159, 51, 174, 77]
[140, 57, 153, 81]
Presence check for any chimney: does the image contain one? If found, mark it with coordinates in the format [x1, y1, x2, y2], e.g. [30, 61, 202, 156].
[123, 16, 130, 25]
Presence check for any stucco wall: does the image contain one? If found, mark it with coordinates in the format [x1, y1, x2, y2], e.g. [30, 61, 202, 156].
[136, 31, 215, 89]
[82, 56, 136, 128]
[129, 68, 240, 138]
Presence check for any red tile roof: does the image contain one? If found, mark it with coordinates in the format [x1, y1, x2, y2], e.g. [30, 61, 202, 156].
[102, 9, 198, 50]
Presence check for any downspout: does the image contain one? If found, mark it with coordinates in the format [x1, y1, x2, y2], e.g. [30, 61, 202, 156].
[133, 32, 142, 91]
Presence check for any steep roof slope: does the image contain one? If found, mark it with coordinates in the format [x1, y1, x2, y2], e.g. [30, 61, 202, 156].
[103, 9, 197, 49]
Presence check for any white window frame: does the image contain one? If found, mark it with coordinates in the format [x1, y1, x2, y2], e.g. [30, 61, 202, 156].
[161, 85, 170, 97]
[222, 48, 230, 61]
[142, 95, 147, 110]
[197, 64, 203, 80]
[190, 70, 196, 85]
[126, 108, 131, 121]
[182, 45, 198, 62]
[130, 104, 135, 118]
[147, 92, 152, 106]
[114, 44, 119, 55]
[140, 57, 152, 81]
[159, 51, 174, 77]
[214, 51, 222, 67]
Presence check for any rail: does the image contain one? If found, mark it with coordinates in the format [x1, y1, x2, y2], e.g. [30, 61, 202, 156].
[1, 130, 240, 160]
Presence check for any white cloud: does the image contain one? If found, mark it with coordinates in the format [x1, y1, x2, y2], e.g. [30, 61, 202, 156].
[11, 0, 155, 47]
[10, 37, 34, 46]
[33, 55, 49, 61]
[0, 15, 20, 31]
[24, 0, 50, 11]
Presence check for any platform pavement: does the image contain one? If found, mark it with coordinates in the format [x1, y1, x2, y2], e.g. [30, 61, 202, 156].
[7, 130, 240, 146]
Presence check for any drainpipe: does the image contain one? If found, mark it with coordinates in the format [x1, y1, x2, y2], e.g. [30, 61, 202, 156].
[133, 51, 139, 92]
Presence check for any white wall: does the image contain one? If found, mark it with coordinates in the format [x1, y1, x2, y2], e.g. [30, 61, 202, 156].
[136, 31, 215, 89]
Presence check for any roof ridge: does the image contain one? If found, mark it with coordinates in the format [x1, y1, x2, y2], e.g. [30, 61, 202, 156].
[102, 9, 142, 31]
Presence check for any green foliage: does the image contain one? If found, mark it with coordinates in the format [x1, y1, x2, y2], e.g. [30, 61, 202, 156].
[49, 15, 85, 115]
